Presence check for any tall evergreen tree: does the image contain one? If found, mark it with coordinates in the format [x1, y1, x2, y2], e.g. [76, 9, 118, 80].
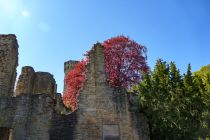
[137, 61, 210, 139]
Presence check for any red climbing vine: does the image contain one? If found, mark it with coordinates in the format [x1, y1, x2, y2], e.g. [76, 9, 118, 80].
[103, 35, 148, 88]
[63, 35, 148, 110]
[63, 60, 87, 111]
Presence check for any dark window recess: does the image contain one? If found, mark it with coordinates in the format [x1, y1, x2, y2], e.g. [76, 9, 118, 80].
[0, 127, 12, 140]
[103, 125, 120, 140]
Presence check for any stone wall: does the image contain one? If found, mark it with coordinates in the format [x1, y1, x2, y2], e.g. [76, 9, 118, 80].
[72, 43, 149, 140]
[0, 94, 55, 140]
[64, 60, 79, 76]
[15, 66, 35, 96]
[0, 34, 149, 140]
[0, 34, 70, 140]
[0, 62, 58, 140]
[0, 63, 71, 140]
[0, 34, 18, 97]
[15, 67, 57, 96]
[128, 93, 150, 139]
[33, 72, 56, 95]
[49, 111, 77, 140]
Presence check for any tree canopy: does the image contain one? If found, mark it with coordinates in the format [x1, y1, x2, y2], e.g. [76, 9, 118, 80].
[136, 60, 210, 139]
[103, 35, 148, 88]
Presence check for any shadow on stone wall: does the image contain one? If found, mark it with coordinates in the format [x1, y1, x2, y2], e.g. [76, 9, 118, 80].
[49, 111, 77, 140]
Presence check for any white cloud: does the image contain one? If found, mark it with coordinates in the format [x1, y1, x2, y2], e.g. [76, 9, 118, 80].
[38, 22, 51, 32]
[21, 10, 30, 18]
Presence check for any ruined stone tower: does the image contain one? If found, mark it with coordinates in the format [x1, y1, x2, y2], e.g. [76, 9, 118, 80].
[0, 34, 149, 140]
[67, 43, 149, 140]
[15, 66, 56, 96]
[0, 34, 18, 97]
[0, 35, 62, 140]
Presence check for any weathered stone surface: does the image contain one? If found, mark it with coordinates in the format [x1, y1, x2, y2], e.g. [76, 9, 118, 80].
[0, 94, 55, 140]
[1, 89, 72, 140]
[73, 43, 149, 140]
[0, 34, 149, 140]
[64, 60, 79, 76]
[33, 72, 56, 95]
[16, 68, 57, 96]
[49, 111, 77, 140]
[54, 93, 71, 115]
[0, 34, 72, 140]
[0, 34, 18, 97]
[15, 66, 35, 96]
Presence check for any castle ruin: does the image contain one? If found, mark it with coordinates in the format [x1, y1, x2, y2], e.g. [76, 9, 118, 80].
[0, 34, 149, 140]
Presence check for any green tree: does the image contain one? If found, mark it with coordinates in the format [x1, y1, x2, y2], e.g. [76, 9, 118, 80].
[194, 64, 210, 93]
[194, 65, 210, 138]
[137, 60, 210, 139]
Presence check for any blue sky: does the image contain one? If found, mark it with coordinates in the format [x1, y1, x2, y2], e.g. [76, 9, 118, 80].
[0, 0, 210, 93]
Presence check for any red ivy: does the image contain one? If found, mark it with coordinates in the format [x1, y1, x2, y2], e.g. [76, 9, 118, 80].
[103, 35, 148, 88]
[63, 60, 87, 111]
[63, 35, 148, 110]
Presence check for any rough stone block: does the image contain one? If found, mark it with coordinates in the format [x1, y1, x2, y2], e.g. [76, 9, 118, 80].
[0, 34, 18, 97]
[15, 67, 57, 96]
[15, 66, 35, 96]
[33, 72, 56, 95]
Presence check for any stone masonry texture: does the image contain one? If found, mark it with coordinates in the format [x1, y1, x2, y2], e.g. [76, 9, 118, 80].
[0, 34, 149, 140]
[15, 66, 35, 96]
[0, 34, 18, 97]
[15, 66, 57, 96]
[72, 43, 150, 140]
